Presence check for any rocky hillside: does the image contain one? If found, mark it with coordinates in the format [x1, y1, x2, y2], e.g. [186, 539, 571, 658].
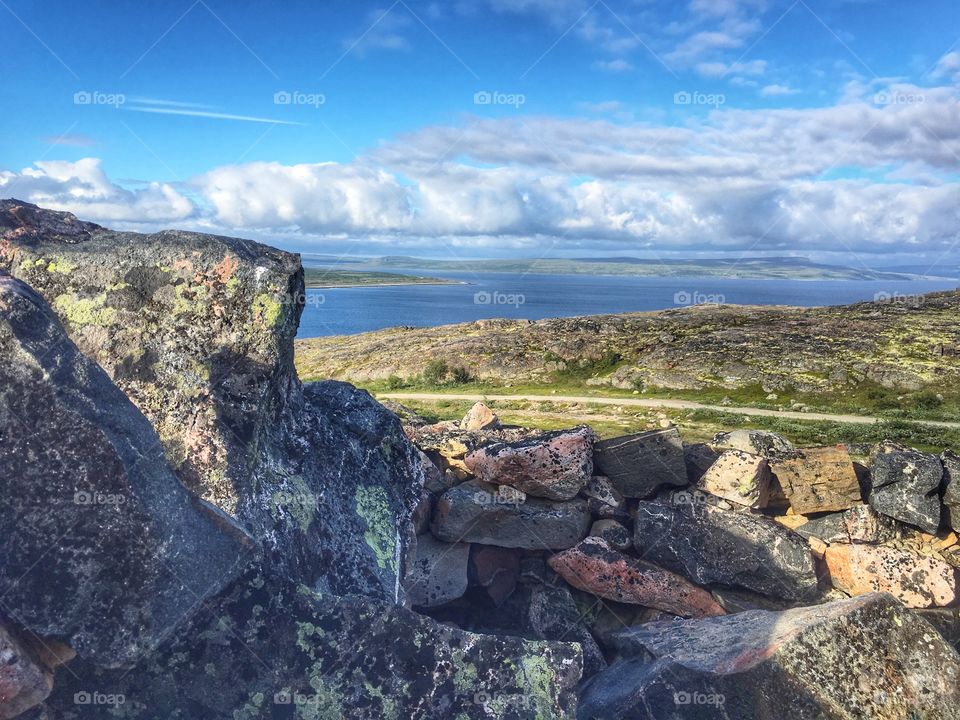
[295, 291, 960, 398]
[1, 201, 959, 719]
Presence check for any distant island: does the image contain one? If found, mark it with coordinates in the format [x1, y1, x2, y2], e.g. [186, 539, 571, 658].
[298, 254, 949, 281]
[303, 267, 458, 288]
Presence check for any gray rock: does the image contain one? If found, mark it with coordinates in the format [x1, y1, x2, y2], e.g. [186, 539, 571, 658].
[589, 519, 633, 551]
[868, 447, 943, 533]
[712, 429, 795, 457]
[633, 501, 818, 600]
[432, 481, 591, 549]
[580, 593, 960, 720]
[683, 442, 720, 484]
[0, 201, 427, 603]
[594, 428, 687, 498]
[0, 275, 252, 668]
[527, 583, 607, 678]
[468, 545, 520, 606]
[405, 534, 470, 608]
[942, 450, 960, 532]
[27, 569, 583, 719]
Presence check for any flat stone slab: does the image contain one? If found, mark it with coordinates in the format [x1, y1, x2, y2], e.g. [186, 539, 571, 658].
[770, 445, 862, 514]
[868, 447, 943, 534]
[432, 480, 591, 550]
[405, 534, 470, 608]
[593, 428, 687, 498]
[580, 593, 960, 719]
[696, 449, 770, 508]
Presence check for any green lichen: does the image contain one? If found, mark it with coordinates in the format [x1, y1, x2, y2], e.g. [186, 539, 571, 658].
[232, 691, 265, 720]
[355, 486, 397, 573]
[451, 649, 478, 692]
[269, 475, 317, 534]
[516, 654, 558, 720]
[362, 682, 399, 719]
[172, 283, 209, 316]
[298, 677, 344, 720]
[253, 292, 284, 328]
[53, 293, 117, 327]
[46, 258, 76, 274]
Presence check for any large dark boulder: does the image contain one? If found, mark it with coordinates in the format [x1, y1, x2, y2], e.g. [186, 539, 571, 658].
[868, 446, 942, 533]
[25, 569, 583, 719]
[633, 500, 818, 600]
[942, 450, 960, 532]
[593, 428, 687, 498]
[580, 593, 960, 719]
[0, 275, 252, 667]
[0, 201, 426, 603]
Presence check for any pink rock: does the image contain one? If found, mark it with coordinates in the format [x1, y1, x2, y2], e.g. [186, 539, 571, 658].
[465, 426, 596, 500]
[0, 623, 55, 719]
[548, 537, 726, 618]
[825, 544, 958, 608]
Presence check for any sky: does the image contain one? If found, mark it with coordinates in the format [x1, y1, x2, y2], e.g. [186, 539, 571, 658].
[1, 0, 959, 269]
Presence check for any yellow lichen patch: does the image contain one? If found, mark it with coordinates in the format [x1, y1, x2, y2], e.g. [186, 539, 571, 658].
[355, 486, 398, 574]
[46, 258, 76, 275]
[53, 293, 117, 327]
[253, 292, 284, 328]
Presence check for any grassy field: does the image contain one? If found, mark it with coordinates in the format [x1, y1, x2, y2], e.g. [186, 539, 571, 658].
[303, 268, 456, 287]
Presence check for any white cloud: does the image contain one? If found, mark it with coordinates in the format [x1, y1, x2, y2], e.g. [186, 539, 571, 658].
[933, 51, 960, 82]
[594, 58, 634, 73]
[760, 83, 800, 96]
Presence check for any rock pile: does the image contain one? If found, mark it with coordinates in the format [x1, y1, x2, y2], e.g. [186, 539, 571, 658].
[1, 202, 959, 719]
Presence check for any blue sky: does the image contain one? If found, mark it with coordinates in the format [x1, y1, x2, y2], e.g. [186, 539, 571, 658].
[1, 0, 959, 267]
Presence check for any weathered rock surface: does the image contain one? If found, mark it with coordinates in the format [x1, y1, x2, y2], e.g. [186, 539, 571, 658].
[0, 623, 54, 720]
[432, 480, 591, 549]
[461, 401, 500, 431]
[548, 538, 726, 618]
[405, 534, 471, 608]
[468, 545, 520, 606]
[0, 201, 427, 603]
[464, 426, 596, 501]
[26, 570, 583, 719]
[824, 544, 958, 608]
[0, 275, 251, 667]
[593, 428, 687, 498]
[868, 446, 943, 533]
[589, 519, 632, 551]
[696, 449, 770, 508]
[633, 501, 818, 600]
[712, 429, 795, 457]
[943, 450, 960, 533]
[770, 445, 862, 514]
[527, 583, 607, 678]
[580, 593, 960, 720]
[797, 504, 903, 544]
[683, 442, 719, 483]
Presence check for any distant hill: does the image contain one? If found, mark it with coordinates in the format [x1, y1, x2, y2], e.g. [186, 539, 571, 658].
[302, 254, 934, 281]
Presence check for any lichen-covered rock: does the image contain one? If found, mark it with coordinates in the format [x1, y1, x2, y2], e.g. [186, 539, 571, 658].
[0, 201, 426, 603]
[527, 583, 607, 679]
[712, 429, 795, 458]
[432, 480, 591, 549]
[633, 501, 818, 600]
[593, 428, 687, 498]
[824, 544, 958, 608]
[868, 446, 943, 533]
[0, 274, 252, 667]
[0, 622, 54, 719]
[769, 445, 862, 514]
[26, 569, 583, 719]
[580, 593, 960, 720]
[461, 401, 500, 431]
[405, 534, 471, 608]
[464, 426, 596, 501]
[683, 442, 720, 483]
[589, 519, 632, 551]
[943, 450, 960, 533]
[696, 449, 770, 508]
[548, 538, 725, 618]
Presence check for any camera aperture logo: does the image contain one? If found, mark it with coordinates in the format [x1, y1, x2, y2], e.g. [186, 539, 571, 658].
[474, 90, 526, 108]
[74, 691, 125, 707]
[474, 290, 525, 308]
[474, 690, 533, 710]
[674, 90, 725, 108]
[475, 485, 525, 507]
[674, 690, 725, 706]
[73, 91, 126, 108]
[674, 290, 725, 306]
[274, 90, 326, 108]
[74, 490, 126, 506]
[873, 291, 923, 308]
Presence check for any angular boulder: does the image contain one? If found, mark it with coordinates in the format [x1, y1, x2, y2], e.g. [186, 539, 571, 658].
[868, 446, 943, 533]
[824, 544, 958, 608]
[580, 593, 960, 720]
[0, 275, 251, 667]
[432, 480, 591, 549]
[0, 622, 54, 720]
[795, 504, 902, 545]
[593, 428, 687, 498]
[0, 201, 427, 603]
[527, 583, 607, 678]
[28, 570, 583, 719]
[696, 449, 770, 508]
[589, 519, 633, 551]
[405, 534, 470, 608]
[943, 450, 960, 533]
[712, 429, 795, 457]
[769, 445, 862, 514]
[548, 538, 726, 618]
[461, 401, 500, 431]
[633, 501, 818, 600]
[464, 426, 596, 500]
